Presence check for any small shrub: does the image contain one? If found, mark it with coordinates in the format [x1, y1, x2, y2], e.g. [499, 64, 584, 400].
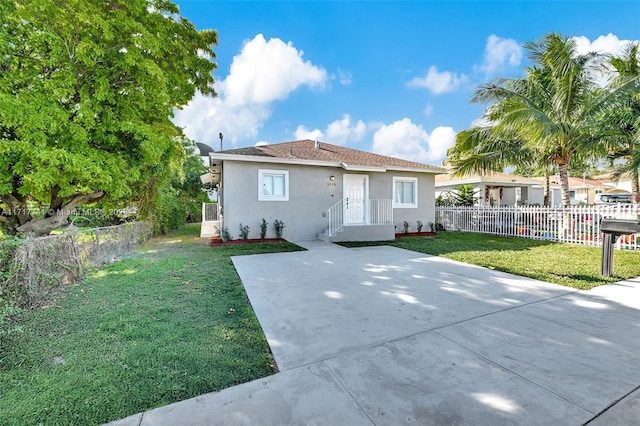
[417, 220, 423, 233]
[428, 222, 435, 232]
[435, 222, 445, 232]
[260, 218, 268, 239]
[273, 220, 285, 239]
[219, 226, 232, 242]
[402, 221, 409, 234]
[239, 223, 250, 240]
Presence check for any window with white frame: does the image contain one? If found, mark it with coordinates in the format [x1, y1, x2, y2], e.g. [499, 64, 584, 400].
[393, 176, 418, 208]
[258, 169, 289, 201]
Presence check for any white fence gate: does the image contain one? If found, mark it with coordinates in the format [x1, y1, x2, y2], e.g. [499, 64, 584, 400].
[201, 203, 222, 238]
[435, 205, 640, 250]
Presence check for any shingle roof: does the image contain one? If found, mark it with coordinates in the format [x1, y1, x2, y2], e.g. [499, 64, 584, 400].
[215, 139, 446, 173]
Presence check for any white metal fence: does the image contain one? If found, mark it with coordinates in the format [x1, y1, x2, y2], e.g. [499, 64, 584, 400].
[435, 205, 640, 250]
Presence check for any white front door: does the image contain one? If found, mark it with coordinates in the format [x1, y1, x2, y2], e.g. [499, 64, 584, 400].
[344, 175, 368, 225]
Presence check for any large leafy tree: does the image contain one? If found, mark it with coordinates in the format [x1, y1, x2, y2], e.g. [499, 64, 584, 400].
[451, 33, 636, 207]
[0, 0, 217, 235]
[141, 138, 211, 234]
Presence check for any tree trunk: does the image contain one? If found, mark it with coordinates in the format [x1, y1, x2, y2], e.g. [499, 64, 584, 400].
[631, 169, 640, 204]
[558, 163, 571, 207]
[16, 192, 103, 236]
[0, 194, 32, 234]
[543, 174, 550, 207]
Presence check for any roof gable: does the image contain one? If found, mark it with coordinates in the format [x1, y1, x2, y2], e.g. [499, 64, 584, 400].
[212, 139, 445, 173]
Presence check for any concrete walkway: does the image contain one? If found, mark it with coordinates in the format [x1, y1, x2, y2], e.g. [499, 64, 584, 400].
[109, 241, 640, 425]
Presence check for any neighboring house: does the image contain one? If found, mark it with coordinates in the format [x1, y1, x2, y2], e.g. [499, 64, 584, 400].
[200, 139, 446, 241]
[593, 171, 637, 196]
[436, 171, 625, 207]
[531, 176, 618, 206]
[435, 171, 545, 206]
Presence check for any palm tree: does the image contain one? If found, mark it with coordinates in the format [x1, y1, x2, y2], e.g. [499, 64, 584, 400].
[597, 42, 640, 202]
[463, 33, 635, 207]
[448, 69, 556, 205]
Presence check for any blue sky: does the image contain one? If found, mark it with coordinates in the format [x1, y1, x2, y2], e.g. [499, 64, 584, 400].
[172, 1, 640, 166]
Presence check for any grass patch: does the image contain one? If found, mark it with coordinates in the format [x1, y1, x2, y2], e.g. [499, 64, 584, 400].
[0, 223, 303, 425]
[340, 232, 640, 290]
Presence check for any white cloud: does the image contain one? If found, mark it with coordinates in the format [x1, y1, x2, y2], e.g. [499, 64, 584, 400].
[572, 34, 639, 87]
[294, 114, 367, 145]
[294, 125, 323, 141]
[428, 126, 458, 162]
[478, 35, 522, 75]
[174, 94, 271, 146]
[572, 33, 633, 56]
[337, 69, 353, 86]
[173, 34, 328, 147]
[408, 66, 469, 95]
[423, 103, 434, 117]
[326, 114, 367, 144]
[371, 118, 456, 164]
[222, 34, 327, 106]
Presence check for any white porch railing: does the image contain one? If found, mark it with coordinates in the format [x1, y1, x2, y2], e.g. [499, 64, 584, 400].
[369, 199, 393, 225]
[327, 199, 345, 237]
[326, 199, 393, 236]
[435, 204, 640, 250]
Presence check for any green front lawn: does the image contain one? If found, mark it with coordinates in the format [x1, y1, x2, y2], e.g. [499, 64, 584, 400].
[3, 226, 638, 425]
[0, 224, 303, 425]
[341, 232, 640, 290]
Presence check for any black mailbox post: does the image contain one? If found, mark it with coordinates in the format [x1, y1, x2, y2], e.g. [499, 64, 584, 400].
[600, 218, 640, 277]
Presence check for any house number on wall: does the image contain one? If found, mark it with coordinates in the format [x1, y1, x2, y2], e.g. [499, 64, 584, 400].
[327, 182, 336, 187]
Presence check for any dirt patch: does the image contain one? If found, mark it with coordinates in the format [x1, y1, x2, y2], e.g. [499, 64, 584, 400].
[395, 232, 437, 238]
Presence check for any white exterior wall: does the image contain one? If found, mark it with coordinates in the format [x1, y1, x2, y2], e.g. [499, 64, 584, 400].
[222, 162, 338, 241]
[526, 187, 545, 205]
[382, 171, 436, 233]
[222, 161, 437, 241]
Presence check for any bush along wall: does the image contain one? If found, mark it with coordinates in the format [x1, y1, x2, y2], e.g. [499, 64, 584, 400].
[0, 222, 152, 344]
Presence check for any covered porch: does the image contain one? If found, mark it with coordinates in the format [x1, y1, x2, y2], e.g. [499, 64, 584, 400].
[318, 198, 395, 242]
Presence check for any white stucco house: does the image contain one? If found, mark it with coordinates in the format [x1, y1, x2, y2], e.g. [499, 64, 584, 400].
[435, 171, 631, 207]
[200, 139, 446, 242]
[531, 176, 619, 205]
[435, 171, 546, 206]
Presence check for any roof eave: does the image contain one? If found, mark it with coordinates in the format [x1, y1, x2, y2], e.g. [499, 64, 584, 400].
[210, 153, 341, 168]
[386, 165, 447, 174]
[210, 153, 444, 173]
[341, 163, 387, 172]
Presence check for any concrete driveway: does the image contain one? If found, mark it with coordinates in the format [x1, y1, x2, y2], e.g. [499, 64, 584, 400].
[111, 241, 640, 425]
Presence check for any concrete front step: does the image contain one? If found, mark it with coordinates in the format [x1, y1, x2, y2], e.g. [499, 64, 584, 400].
[318, 224, 395, 242]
